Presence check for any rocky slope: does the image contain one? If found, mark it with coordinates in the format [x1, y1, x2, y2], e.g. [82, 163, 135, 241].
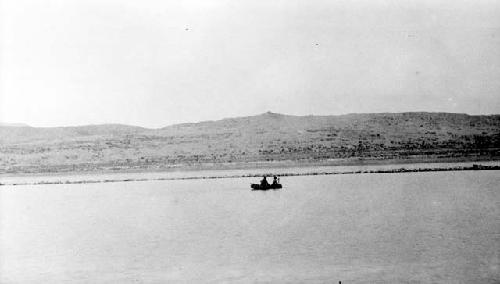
[1, 112, 499, 173]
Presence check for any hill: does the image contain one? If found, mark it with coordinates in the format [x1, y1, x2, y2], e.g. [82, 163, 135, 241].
[0, 124, 146, 144]
[0, 122, 31, 127]
[1, 112, 499, 174]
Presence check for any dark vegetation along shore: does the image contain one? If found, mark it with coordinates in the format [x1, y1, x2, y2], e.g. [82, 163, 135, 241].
[0, 112, 499, 175]
[1, 164, 499, 187]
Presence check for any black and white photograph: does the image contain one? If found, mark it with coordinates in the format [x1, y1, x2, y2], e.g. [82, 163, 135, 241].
[0, 0, 499, 282]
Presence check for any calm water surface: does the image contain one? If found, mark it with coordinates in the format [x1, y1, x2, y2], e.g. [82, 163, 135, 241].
[1, 171, 499, 283]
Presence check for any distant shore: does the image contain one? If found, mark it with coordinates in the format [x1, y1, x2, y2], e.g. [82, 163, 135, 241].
[2, 155, 500, 176]
[2, 112, 499, 179]
[1, 160, 499, 187]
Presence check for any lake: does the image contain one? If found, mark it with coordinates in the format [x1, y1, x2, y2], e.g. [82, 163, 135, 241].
[1, 171, 499, 283]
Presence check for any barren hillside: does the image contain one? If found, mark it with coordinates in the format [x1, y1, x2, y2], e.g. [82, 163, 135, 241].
[1, 112, 499, 173]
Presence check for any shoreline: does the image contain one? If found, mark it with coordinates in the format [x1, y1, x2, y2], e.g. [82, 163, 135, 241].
[1, 162, 499, 187]
[2, 156, 499, 177]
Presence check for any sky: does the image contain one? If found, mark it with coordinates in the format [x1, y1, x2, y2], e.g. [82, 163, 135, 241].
[1, 0, 499, 128]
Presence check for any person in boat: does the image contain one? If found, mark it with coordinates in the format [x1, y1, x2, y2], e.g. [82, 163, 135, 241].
[260, 176, 269, 187]
[272, 176, 279, 185]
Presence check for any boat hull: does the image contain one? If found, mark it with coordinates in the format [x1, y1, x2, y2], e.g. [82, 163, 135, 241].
[251, 184, 282, 190]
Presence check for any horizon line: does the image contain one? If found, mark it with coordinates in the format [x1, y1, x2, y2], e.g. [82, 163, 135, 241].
[1, 110, 499, 129]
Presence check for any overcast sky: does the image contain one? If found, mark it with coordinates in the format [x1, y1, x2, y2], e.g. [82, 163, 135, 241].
[1, 0, 499, 127]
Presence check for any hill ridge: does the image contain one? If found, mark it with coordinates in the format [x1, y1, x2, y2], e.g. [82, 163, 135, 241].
[5, 111, 500, 130]
[1, 112, 499, 174]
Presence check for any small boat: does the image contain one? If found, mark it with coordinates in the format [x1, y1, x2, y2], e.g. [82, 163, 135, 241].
[251, 183, 282, 190]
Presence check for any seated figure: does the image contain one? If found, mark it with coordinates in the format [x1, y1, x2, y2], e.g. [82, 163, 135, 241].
[272, 176, 279, 185]
[261, 176, 269, 186]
